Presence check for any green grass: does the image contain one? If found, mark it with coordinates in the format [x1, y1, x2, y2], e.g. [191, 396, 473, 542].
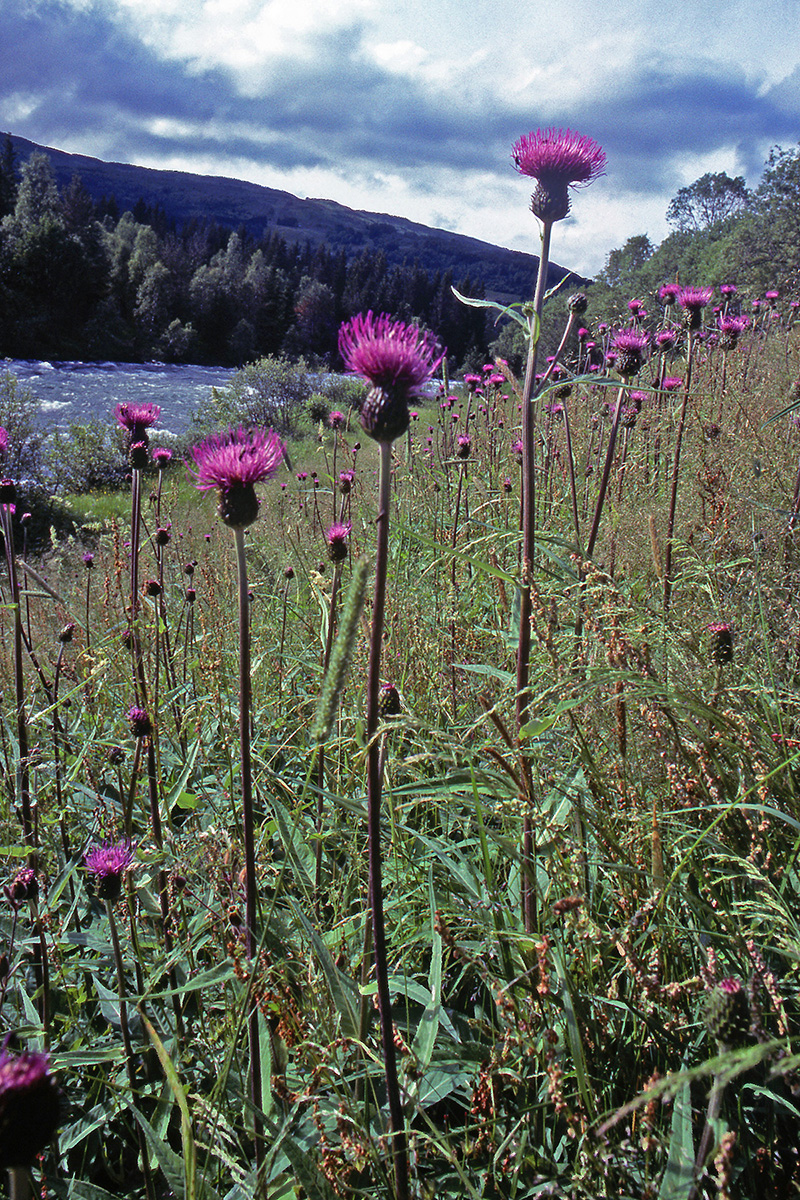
[2, 313, 800, 1199]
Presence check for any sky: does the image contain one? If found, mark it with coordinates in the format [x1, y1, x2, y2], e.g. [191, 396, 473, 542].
[2, 0, 800, 277]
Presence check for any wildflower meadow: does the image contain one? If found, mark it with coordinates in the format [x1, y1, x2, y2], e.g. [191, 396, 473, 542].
[2, 127, 800, 1200]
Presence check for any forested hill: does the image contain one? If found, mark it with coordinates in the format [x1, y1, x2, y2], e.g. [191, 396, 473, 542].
[7, 134, 577, 304]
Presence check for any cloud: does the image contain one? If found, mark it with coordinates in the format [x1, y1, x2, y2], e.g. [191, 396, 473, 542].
[1, 0, 799, 277]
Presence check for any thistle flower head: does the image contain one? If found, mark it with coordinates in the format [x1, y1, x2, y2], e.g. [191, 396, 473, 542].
[661, 376, 684, 392]
[678, 286, 714, 330]
[708, 621, 734, 665]
[378, 683, 402, 718]
[339, 312, 444, 442]
[85, 839, 135, 901]
[718, 314, 750, 350]
[326, 521, 351, 564]
[705, 977, 751, 1045]
[456, 434, 472, 459]
[5, 867, 38, 903]
[328, 411, 345, 430]
[612, 329, 649, 378]
[190, 427, 285, 529]
[152, 447, 173, 469]
[115, 403, 160, 442]
[512, 127, 606, 221]
[659, 284, 681, 305]
[127, 706, 152, 739]
[0, 1046, 61, 1168]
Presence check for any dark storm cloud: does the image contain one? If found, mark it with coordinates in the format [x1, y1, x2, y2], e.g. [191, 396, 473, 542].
[1, 2, 798, 198]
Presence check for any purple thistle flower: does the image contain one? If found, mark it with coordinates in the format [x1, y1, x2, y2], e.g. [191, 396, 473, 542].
[659, 284, 681, 304]
[0, 1046, 61, 1168]
[339, 312, 444, 443]
[326, 520, 351, 563]
[678, 286, 714, 329]
[612, 329, 649, 377]
[512, 127, 606, 222]
[190, 427, 285, 529]
[661, 376, 684, 392]
[329, 410, 345, 430]
[679, 286, 714, 311]
[718, 313, 750, 349]
[115, 403, 160, 443]
[656, 329, 679, 350]
[463, 373, 481, 391]
[152, 447, 173, 469]
[5, 867, 38, 903]
[127, 706, 152, 739]
[85, 839, 135, 901]
[82, 552, 94, 568]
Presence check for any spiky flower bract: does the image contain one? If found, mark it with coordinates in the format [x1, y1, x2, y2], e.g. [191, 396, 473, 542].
[512, 127, 606, 221]
[339, 312, 444, 443]
[85, 839, 135, 901]
[190, 427, 285, 528]
[0, 1046, 61, 1168]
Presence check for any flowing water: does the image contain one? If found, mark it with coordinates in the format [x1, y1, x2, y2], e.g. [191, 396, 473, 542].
[3, 359, 236, 439]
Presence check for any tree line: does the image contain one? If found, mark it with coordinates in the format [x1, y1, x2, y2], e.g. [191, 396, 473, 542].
[593, 144, 800, 308]
[0, 142, 490, 368]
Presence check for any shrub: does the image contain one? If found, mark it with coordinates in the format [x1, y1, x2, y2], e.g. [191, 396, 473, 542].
[0, 370, 46, 483]
[46, 420, 129, 494]
[194, 355, 314, 438]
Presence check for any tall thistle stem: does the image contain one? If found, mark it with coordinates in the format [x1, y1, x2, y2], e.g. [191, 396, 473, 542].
[366, 440, 408, 1200]
[516, 219, 551, 934]
[233, 526, 263, 1134]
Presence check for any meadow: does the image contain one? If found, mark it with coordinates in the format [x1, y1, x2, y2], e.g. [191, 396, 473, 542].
[3, 158, 800, 1197]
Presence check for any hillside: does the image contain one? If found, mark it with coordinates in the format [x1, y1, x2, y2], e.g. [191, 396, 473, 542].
[7, 134, 584, 302]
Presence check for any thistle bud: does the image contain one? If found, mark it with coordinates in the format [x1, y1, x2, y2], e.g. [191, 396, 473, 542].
[705, 978, 751, 1046]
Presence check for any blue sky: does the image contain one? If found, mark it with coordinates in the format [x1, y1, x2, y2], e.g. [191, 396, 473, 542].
[2, 0, 799, 276]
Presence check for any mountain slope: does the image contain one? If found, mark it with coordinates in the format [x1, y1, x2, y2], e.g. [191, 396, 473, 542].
[6, 134, 585, 302]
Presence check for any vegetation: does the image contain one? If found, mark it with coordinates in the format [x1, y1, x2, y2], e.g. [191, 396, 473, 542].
[0, 270, 798, 1197]
[592, 146, 800, 312]
[4, 135, 800, 1200]
[0, 143, 491, 368]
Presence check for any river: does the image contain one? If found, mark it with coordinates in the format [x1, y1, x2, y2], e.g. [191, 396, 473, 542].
[3, 359, 236, 439]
